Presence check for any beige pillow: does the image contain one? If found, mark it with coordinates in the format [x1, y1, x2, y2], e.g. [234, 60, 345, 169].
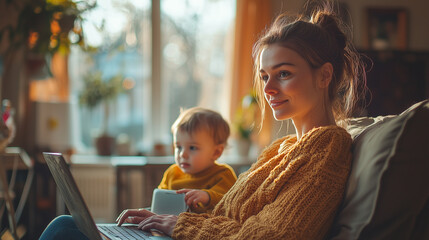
[345, 115, 395, 139]
[329, 99, 429, 240]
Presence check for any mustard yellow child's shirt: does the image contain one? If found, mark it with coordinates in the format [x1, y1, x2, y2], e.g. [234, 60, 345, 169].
[158, 163, 237, 213]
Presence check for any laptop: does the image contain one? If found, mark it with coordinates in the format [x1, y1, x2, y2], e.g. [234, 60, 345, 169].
[43, 152, 172, 240]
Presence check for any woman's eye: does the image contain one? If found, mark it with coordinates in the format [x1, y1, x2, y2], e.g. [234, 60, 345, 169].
[189, 146, 197, 151]
[260, 75, 269, 82]
[279, 71, 290, 78]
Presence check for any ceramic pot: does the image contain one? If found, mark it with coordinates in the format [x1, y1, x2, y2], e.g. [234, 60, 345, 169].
[95, 134, 116, 156]
[237, 138, 251, 157]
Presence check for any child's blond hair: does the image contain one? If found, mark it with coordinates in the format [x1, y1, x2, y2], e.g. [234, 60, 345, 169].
[171, 107, 230, 145]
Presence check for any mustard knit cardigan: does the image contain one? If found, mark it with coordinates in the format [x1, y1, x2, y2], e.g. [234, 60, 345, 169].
[172, 126, 352, 240]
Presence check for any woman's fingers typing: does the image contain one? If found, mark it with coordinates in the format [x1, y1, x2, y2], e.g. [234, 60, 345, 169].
[137, 214, 178, 237]
[116, 208, 155, 226]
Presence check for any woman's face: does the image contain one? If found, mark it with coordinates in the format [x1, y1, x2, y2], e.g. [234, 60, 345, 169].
[259, 43, 325, 122]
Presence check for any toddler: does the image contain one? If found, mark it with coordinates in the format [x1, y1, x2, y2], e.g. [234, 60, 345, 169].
[158, 107, 237, 213]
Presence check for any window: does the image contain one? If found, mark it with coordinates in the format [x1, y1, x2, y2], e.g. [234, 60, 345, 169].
[69, 0, 236, 154]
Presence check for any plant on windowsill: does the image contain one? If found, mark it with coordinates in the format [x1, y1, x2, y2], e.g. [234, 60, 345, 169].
[79, 71, 123, 155]
[1, 0, 96, 74]
[232, 91, 258, 157]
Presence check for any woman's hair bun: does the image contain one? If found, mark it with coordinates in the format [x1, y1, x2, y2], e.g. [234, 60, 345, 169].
[312, 11, 346, 50]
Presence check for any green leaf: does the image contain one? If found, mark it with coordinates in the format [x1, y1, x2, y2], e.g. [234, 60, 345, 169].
[79, 71, 124, 109]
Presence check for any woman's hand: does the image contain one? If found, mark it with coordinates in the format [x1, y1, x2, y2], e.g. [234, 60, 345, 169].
[176, 189, 210, 208]
[137, 214, 178, 236]
[116, 208, 155, 226]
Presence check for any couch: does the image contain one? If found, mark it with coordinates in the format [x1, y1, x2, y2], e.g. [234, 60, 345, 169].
[328, 99, 429, 239]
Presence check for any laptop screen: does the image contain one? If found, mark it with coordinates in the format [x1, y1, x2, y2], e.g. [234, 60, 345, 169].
[43, 152, 102, 240]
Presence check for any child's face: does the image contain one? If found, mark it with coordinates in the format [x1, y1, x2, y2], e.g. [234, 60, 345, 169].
[173, 129, 222, 175]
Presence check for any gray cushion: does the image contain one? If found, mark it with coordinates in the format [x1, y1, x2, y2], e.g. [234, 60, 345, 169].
[345, 115, 395, 139]
[329, 99, 429, 240]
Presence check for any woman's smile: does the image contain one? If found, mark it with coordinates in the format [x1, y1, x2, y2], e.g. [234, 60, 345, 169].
[269, 99, 289, 108]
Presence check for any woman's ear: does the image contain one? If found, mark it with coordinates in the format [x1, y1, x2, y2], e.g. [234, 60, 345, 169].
[318, 62, 333, 88]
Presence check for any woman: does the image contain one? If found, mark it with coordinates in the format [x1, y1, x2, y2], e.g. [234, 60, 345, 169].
[40, 5, 366, 240]
[116, 7, 366, 239]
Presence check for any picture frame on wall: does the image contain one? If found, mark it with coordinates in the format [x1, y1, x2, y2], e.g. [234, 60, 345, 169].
[364, 8, 408, 50]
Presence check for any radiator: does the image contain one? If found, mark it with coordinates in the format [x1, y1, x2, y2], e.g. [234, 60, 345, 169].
[120, 169, 144, 209]
[69, 165, 145, 223]
[70, 165, 117, 223]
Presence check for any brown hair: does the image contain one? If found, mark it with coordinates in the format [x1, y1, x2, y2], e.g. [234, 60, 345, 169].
[171, 107, 230, 145]
[253, 4, 367, 124]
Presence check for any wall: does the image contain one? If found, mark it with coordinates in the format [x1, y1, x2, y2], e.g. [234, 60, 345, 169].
[0, 1, 29, 149]
[271, 0, 429, 51]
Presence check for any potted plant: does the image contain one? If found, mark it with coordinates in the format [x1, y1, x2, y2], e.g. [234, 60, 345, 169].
[1, 0, 96, 73]
[6, 0, 96, 54]
[79, 71, 123, 155]
[0, 0, 97, 103]
[233, 92, 258, 157]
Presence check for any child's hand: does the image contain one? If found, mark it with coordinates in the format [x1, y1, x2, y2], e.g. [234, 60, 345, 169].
[176, 189, 210, 208]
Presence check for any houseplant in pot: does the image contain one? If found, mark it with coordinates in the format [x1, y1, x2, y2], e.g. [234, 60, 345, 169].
[233, 92, 258, 157]
[79, 71, 123, 155]
[1, 0, 96, 81]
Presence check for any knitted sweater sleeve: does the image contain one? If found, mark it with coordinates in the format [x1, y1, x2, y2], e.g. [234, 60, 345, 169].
[172, 128, 351, 240]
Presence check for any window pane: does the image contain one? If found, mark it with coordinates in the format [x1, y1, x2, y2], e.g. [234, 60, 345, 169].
[70, 0, 236, 154]
[70, 0, 151, 152]
[161, 0, 236, 132]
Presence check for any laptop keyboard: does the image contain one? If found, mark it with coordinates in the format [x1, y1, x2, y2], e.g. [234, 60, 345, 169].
[98, 225, 152, 239]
